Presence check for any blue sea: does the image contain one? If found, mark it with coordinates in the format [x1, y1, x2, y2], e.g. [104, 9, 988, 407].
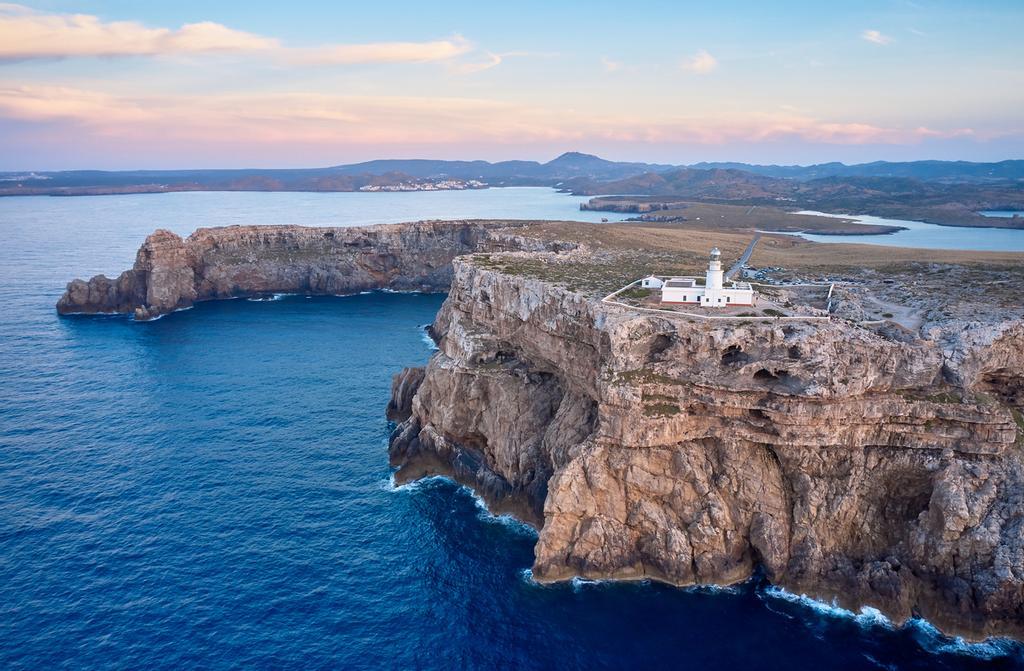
[1, 188, 1022, 670]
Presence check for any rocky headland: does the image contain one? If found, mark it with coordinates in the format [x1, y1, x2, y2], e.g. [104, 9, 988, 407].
[58, 220, 1024, 640]
[55, 221, 562, 320]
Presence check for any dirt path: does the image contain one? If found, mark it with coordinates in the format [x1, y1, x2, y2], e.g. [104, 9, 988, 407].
[863, 295, 925, 332]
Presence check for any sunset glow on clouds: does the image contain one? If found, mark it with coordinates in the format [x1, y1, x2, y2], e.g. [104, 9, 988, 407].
[1, 1, 1022, 168]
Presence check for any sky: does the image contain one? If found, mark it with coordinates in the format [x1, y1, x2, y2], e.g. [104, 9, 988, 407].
[1, 0, 1022, 170]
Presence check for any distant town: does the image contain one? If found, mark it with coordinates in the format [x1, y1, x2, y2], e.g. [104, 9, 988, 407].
[358, 179, 487, 192]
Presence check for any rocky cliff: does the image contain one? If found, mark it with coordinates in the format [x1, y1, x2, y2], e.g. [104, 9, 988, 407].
[58, 219, 1024, 640]
[389, 255, 1024, 640]
[56, 221, 556, 320]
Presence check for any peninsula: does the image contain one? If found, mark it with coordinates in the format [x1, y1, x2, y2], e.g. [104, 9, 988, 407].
[58, 219, 1024, 641]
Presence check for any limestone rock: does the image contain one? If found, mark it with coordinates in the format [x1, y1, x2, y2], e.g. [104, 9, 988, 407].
[390, 256, 1024, 640]
[56, 221, 555, 320]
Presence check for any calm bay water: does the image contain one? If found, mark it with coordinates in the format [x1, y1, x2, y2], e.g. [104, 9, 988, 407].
[1, 188, 1022, 669]
[795, 210, 1024, 251]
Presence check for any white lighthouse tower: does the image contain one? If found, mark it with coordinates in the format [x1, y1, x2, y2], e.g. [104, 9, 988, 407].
[705, 247, 724, 292]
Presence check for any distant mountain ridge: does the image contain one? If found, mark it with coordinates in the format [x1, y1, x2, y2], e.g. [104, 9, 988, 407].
[325, 152, 677, 181]
[689, 159, 1024, 183]
[4, 152, 1023, 190]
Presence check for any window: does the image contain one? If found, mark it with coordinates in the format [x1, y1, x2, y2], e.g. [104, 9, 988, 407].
[726, 296, 731, 303]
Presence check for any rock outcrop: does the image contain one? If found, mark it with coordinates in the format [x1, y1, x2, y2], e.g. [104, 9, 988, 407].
[390, 256, 1024, 640]
[56, 221, 553, 320]
[58, 219, 1024, 640]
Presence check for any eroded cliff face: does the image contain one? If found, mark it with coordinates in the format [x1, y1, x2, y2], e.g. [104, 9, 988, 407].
[390, 257, 1024, 640]
[56, 221, 553, 320]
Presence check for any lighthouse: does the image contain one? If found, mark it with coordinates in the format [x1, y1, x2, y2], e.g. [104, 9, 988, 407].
[659, 247, 755, 307]
[705, 247, 724, 292]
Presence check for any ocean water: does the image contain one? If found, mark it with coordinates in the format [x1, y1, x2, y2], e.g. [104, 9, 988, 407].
[794, 211, 1024, 251]
[2, 189, 1023, 670]
[979, 211, 1024, 218]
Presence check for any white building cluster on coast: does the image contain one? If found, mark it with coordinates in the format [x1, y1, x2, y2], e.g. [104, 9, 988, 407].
[359, 179, 487, 192]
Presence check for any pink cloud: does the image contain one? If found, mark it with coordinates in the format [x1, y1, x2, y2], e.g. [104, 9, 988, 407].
[291, 36, 473, 65]
[681, 49, 717, 74]
[0, 84, 996, 156]
[0, 5, 485, 69]
[0, 5, 276, 59]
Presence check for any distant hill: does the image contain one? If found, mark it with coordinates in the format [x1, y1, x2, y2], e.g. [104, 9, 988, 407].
[574, 169, 1024, 229]
[689, 159, 1024, 183]
[326, 152, 675, 182]
[4, 153, 1022, 194]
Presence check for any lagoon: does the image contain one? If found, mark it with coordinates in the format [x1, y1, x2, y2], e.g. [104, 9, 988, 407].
[795, 211, 1024, 252]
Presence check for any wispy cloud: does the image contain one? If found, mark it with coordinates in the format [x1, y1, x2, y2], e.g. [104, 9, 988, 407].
[448, 51, 504, 74]
[289, 36, 473, 65]
[860, 29, 893, 45]
[0, 4, 276, 59]
[681, 49, 717, 74]
[601, 56, 623, 73]
[0, 4, 485, 69]
[0, 83, 983, 152]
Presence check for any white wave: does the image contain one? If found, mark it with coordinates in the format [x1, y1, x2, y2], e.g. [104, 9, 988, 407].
[905, 618, 1021, 660]
[855, 606, 892, 628]
[762, 586, 1020, 658]
[684, 583, 742, 596]
[246, 293, 290, 302]
[131, 304, 193, 322]
[420, 329, 439, 351]
[384, 473, 451, 493]
[386, 472, 537, 536]
[762, 586, 888, 625]
[463, 484, 537, 537]
[379, 288, 424, 294]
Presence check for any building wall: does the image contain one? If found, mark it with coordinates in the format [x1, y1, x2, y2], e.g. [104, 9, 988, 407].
[662, 286, 754, 307]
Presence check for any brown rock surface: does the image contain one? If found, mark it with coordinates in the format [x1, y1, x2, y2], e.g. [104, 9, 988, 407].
[56, 221, 551, 320]
[390, 256, 1024, 640]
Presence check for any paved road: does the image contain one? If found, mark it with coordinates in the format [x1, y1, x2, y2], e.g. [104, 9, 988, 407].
[726, 232, 761, 280]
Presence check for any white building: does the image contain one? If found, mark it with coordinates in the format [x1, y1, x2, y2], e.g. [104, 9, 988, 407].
[640, 275, 664, 289]
[661, 248, 755, 307]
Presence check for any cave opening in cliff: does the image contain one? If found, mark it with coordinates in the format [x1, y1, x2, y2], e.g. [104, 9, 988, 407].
[980, 369, 1024, 407]
[648, 334, 674, 362]
[754, 368, 786, 382]
[721, 344, 750, 366]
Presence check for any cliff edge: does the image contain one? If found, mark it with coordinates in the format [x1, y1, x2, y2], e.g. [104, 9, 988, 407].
[56, 221, 555, 320]
[389, 253, 1024, 641]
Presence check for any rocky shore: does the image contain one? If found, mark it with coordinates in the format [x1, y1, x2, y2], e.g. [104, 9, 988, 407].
[58, 220, 1024, 640]
[55, 221, 559, 320]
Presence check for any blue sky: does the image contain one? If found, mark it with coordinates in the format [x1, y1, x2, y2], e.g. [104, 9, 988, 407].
[1, 1, 1022, 169]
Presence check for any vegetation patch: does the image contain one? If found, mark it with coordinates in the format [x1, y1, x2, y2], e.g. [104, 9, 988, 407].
[617, 287, 652, 300]
[642, 392, 678, 403]
[1012, 408, 1024, 432]
[615, 369, 687, 386]
[643, 402, 681, 417]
